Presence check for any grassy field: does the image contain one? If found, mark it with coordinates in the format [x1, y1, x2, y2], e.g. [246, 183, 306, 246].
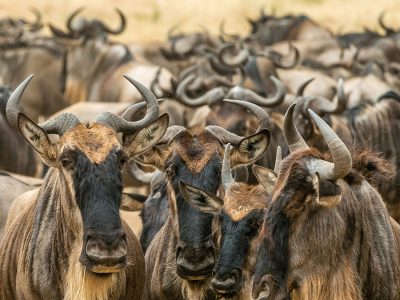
[0, 0, 400, 44]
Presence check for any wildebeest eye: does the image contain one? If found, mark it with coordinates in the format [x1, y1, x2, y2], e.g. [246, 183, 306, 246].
[119, 157, 127, 169]
[60, 155, 74, 170]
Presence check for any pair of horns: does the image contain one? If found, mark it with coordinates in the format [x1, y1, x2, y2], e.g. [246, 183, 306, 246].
[176, 74, 285, 108]
[6, 74, 159, 136]
[283, 103, 352, 180]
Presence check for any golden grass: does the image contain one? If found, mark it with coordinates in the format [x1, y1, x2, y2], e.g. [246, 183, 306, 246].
[0, 0, 400, 44]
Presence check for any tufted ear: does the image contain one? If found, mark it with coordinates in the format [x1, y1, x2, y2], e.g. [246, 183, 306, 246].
[230, 129, 270, 167]
[127, 114, 169, 156]
[18, 113, 58, 167]
[180, 180, 223, 214]
[310, 172, 342, 208]
[252, 165, 277, 195]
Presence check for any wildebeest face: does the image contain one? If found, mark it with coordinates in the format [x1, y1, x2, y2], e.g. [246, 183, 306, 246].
[167, 131, 222, 280]
[181, 181, 271, 297]
[136, 122, 271, 281]
[252, 151, 342, 299]
[17, 115, 169, 274]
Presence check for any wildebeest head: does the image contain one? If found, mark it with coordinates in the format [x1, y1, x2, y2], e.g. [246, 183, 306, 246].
[180, 144, 279, 297]
[292, 77, 347, 145]
[160, 24, 218, 60]
[59, 36, 132, 104]
[252, 103, 352, 299]
[49, 7, 126, 41]
[0, 8, 43, 40]
[135, 100, 271, 281]
[5, 74, 169, 274]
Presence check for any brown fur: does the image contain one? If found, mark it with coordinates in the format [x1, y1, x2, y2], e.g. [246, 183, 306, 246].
[256, 147, 400, 300]
[0, 123, 147, 299]
[171, 130, 222, 173]
[60, 123, 120, 164]
[224, 183, 267, 221]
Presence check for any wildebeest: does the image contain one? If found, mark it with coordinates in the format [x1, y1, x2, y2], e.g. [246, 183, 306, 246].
[180, 145, 280, 298]
[252, 104, 400, 299]
[136, 100, 271, 299]
[0, 74, 170, 299]
[128, 162, 168, 253]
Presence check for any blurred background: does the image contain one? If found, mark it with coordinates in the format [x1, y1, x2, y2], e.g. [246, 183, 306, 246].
[1, 0, 400, 43]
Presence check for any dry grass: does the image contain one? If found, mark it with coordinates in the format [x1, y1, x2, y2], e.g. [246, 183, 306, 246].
[0, 0, 400, 44]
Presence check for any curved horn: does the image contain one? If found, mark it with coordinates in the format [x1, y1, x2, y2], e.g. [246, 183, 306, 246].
[130, 162, 156, 184]
[175, 73, 226, 107]
[308, 109, 352, 180]
[40, 113, 81, 135]
[66, 6, 85, 33]
[222, 143, 234, 191]
[261, 44, 299, 69]
[27, 7, 43, 31]
[218, 43, 249, 67]
[95, 75, 159, 133]
[6, 75, 80, 134]
[167, 23, 182, 40]
[6, 75, 34, 128]
[104, 8, 126, 35]
[379, 11, 395, 35]
[283, 103, 309, 152]
[205, 100, 271, 145]
[121, 99, 164, 121]
[296, 78, 314, 96]
[225, 76, 286, 107]
[274, 146, 282, 174]
[305, 78, 347, 114]
[223, 99, 271, 130]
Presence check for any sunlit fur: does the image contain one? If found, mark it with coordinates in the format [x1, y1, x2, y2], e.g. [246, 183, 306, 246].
[0, 123, 145, 300]
[253, 148, 400, 300]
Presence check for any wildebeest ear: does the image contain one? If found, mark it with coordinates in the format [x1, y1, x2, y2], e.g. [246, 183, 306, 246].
[310, 172, 342, 208]
[252, 165, 277, 195]
[17, 113, 58, 167]
[127, 114, 169, 156]
[120, 192, 147, 211]
[230, 129, 271, 167]
[179, 180, 223, 214]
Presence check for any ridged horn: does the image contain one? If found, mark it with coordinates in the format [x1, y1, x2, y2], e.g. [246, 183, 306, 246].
[6, 75, 80, 135]
[283, 103, 309, 152]
[95, 75, 159, 133]
[307, 109, 352, 180]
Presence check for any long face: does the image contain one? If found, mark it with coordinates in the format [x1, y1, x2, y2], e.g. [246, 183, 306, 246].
[212, 184, 267, 297]
[58, 123, 129, 273]
[139, 172, 168, 253]
[168, 131, 222, 280]
[252, 149, 342, 300]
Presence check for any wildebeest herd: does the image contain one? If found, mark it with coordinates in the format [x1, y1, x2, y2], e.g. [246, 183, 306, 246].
[0, 6, 400, 300]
